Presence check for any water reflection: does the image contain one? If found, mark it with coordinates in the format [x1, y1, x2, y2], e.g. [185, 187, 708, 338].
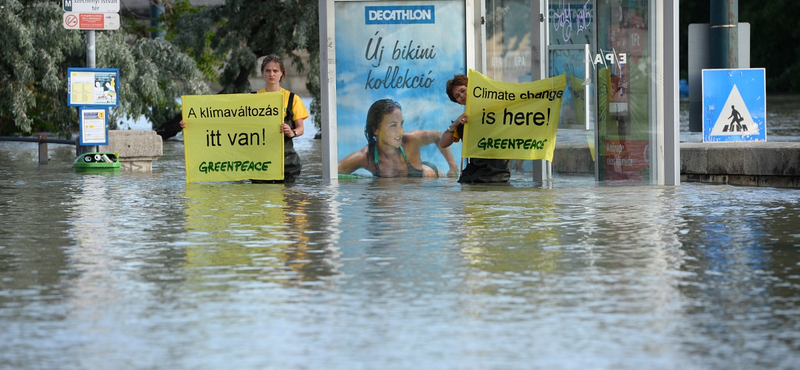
[459, 187, 561, 276]
[183, 183, 341, 287]
[1, 127, 800, 369]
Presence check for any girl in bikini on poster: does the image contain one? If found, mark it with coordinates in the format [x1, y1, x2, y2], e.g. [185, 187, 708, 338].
[338, 99, 458, 178]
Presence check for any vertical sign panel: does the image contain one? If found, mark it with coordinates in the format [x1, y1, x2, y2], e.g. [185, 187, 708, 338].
[79, 107, 108, 145]
[334, 1, 466, 178]
[702, 68, 767, 142]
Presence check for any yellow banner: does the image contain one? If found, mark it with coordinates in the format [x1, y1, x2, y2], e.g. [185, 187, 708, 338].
[182, 93, 284, 182]
[462, 70, 566, 161]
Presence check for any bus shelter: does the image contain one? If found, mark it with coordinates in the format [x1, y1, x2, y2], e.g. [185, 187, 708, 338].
[319, 0, 679, 186]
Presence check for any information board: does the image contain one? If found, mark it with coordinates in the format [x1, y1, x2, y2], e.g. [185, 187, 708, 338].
[79, 107, 108, 145]
[68, 68, 119, 107]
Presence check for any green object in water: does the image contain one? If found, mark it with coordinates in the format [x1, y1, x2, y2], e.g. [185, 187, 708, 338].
[72, 152, 121, 172]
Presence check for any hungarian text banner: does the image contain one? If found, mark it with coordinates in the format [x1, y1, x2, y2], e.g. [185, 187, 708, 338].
[182, 93, 284, 182]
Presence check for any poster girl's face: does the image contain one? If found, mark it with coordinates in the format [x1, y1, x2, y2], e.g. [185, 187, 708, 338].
[451, 84, 467, 105]
[262, 61, 283, 85]
[374, 108, 404, 149]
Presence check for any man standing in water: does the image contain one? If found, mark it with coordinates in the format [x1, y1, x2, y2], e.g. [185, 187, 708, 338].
[439, 74, 511, 183]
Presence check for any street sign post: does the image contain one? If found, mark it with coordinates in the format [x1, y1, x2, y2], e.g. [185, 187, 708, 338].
[702, 68, 767, 142]
[63, 0, 120, 13]
[63, 12, 120, 30]
[62, 1, 121, 152]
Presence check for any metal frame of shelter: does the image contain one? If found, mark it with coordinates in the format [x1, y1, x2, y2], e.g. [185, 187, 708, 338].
[318, 0, 680, 186]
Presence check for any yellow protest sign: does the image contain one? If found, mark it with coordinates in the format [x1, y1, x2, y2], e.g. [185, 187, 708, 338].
[462, 70, 566, 161]
[182, 93, 284, 182]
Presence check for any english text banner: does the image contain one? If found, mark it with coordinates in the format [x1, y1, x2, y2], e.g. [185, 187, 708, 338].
[463, 70, 566, 162]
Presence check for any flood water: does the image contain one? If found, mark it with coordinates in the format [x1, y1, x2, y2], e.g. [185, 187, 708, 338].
[2, 98, 800, 370]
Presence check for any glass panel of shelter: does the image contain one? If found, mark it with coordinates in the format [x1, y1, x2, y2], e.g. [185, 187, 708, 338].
[484, 0, 535, 174]
[485, 0, 599, 178]
[485, 0, 651, 184]
[594, 0, 652, 184]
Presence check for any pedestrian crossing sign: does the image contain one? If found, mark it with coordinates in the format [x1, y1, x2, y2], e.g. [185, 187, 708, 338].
[702, 68, 766, 142]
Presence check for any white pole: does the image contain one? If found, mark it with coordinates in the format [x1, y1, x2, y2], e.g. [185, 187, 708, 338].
[87, 30, 96, 68]
[81, 30, 98, 154]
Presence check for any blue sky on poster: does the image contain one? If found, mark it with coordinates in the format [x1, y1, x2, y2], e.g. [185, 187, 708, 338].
[334, 0, 466, 170]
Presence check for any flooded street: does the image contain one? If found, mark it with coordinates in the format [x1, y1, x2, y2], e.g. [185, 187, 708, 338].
[1, 96, 800, 370]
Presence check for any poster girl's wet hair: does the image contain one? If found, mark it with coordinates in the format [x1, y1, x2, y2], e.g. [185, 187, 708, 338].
[365, 99, 402, 175]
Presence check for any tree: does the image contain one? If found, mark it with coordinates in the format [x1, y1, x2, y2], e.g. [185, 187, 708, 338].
[158, 0, 321, 139]
[739, 1, 800, 92]
[680, 0, 800, 93]
[100, 31, 211, 132]
[0, 0, 209, 138]
[0, 1, 82, 136]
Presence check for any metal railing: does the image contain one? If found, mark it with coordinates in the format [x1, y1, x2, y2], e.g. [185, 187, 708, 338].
[0, 135, 78, 165]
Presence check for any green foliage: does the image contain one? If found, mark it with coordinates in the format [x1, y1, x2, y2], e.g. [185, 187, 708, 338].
[97, 32, 210, 129]
[739, 1, 800, 92]
[681, 0, 800, 92]
[0, 1, 83, 136]
[162, 0, 225, 83]
[167, 0, 322, 130]
[120, 1, 224, 85]
[0, 0, 209, 137]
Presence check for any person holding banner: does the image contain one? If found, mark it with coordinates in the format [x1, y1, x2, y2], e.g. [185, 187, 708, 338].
[180, 54, 308, 183]
[439, 74, 511, 183]
[338, 99, 458, 178]
[255, 54, 308, 183]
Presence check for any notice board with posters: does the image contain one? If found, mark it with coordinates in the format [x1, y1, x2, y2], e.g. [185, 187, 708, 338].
[321, 0, 472, 179]
[67, 68, 120, 107]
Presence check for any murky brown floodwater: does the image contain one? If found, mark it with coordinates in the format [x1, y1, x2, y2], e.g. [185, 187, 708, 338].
[1, 96, 799, 370]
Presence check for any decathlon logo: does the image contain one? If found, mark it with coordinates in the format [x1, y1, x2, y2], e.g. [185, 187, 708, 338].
[365, 5, 435, 25]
